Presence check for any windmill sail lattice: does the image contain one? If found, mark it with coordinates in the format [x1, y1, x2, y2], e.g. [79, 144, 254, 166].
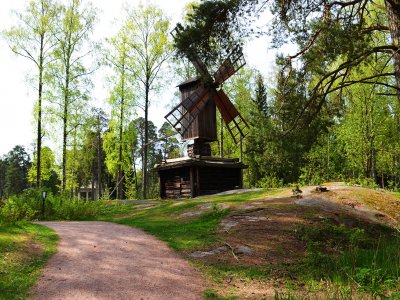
[167, 25, 249, 143]
[165, 86, 210, 135]
[214, 47, 246, 85]
[214, 90, 249, 143]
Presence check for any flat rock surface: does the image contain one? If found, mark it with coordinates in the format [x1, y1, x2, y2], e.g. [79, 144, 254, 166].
[31, 221, 205, 300]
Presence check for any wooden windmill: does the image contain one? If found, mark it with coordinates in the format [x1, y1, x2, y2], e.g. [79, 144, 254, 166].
[166, 25, 249, 152]
[155, 25, 249, 199]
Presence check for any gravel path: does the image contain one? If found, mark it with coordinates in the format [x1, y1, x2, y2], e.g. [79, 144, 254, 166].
[30, 221, 205, 300]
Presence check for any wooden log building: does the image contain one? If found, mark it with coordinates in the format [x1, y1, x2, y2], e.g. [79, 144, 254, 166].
[155, 156, 246, 198]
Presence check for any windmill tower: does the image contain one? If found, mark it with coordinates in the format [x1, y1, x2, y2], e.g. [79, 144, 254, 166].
[155, 25, 249, 198]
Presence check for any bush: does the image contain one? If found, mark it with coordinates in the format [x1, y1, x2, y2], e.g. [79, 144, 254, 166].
[0, 199, 36, 225]
[0, 188, 104, 223]
[346, 177, 379, 189]
[50, 195, 101, 220]
[257, 176, 284, 188]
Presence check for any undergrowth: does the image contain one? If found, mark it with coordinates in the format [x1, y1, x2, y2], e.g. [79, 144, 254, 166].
[294, 220, 400, 297]
[0, 188, 105, 225]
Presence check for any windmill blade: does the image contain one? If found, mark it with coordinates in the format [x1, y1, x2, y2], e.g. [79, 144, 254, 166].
[171, 25, 211, 78]
[214, 89, 249, 144]
[165, 86, 212, 136]
[214, 47, 246, 85]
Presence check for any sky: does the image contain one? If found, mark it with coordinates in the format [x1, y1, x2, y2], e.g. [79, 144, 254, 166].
[0, 0, 278, 157]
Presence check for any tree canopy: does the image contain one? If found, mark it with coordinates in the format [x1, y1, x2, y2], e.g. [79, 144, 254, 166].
[175, 0, 400, 128]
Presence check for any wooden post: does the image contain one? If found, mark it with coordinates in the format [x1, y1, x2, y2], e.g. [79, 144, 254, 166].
[220, 115, 224, 158]
[190, 167, 195, 198]
[158, 172, 163, 199]
[240, 136, 243, 162]
[196, 167, 200, 196]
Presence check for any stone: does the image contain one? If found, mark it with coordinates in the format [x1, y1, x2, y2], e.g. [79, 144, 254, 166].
[234, 246, 252, 255]
[190, 246, 228, 258]
[220, 220, 239, 231]
[180, 211, 203, 217]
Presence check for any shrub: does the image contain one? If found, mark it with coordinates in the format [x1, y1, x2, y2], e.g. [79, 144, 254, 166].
[0, 199, 36, 225]
[50, 196, 101, 220]
[257, 176, 284, 188]
[0, 188, 104, 223]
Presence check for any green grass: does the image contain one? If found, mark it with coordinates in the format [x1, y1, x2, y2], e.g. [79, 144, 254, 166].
[98, 188, 287, 251]
[204, 289, 237, 300]
[293, 220, 400, 297]
[105, 203, 230, 251]
[200, 188, 288, 203]
[198, 263, 273, 283]
[0, 223, 58, 299]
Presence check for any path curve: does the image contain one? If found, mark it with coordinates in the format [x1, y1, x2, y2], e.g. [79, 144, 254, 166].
[31, 221, 205, 300]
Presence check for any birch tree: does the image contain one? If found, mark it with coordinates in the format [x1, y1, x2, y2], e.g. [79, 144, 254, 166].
[126, 4, 172, 199]
[3, 0, 59, 188]
[50, 0, 96, 191]
[103, 25, 135, 199]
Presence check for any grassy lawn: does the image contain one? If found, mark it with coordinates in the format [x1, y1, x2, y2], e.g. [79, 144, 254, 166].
[99, 188, 288, 251]
[0, 223, 58, 300]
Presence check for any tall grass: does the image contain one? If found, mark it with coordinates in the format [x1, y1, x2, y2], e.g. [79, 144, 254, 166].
[0, 188, 104, 225]
[295, 220, 400, 297]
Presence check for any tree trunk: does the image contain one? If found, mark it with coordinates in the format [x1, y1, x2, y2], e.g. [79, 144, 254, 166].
[386, 0, 400, 102]
[117, 101, 124, 199]
[97, 118, 102, 199]
[220, 116, 224, 158]
[131, 148, 138, 195]
[143, 83, 149, 199]
[62, 77, 69, 192]
[117, 55, 126, 199]
[36, 34, 44, 188]
[91, 164, 95, 200]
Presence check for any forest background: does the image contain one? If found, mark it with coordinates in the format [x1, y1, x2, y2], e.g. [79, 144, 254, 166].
[1, 0, 399, 200]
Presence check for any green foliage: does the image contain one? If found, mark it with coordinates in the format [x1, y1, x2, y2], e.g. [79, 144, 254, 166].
[0, 188, 104, 224]
[28, 146, 59, 193]
[257, 176, 284, 188]
[0, 223, 58, 299]
[0, 146, 31, 198]
[158, 122, 180, 160]
[173, 0, 258, 68]
[0, 199, 36, 226]
[204, 289, 237, 300]
[346, 178, 380, 189]
[47, 0, 97, 192]
[48, 195, 101, 220]
[3, 0, 60, 188]
[294, 220, 400, 295]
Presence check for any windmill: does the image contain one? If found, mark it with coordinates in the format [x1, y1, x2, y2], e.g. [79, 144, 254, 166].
[165, 25, 249, 146]
[155, 25, 249, 199]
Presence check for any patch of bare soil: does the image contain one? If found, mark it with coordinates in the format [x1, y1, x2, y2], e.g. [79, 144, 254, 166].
[31, 221, 205, 300]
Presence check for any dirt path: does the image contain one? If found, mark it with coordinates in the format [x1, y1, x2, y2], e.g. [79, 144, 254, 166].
[31, 221, 205, 300]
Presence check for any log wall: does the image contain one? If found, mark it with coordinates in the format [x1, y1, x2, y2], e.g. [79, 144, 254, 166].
[159, 167, 192, 199]
[159, 164, 243, 199]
